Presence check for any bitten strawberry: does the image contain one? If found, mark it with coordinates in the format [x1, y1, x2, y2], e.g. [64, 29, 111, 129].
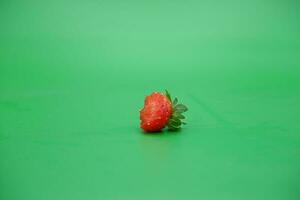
[140, 90, 188, 132]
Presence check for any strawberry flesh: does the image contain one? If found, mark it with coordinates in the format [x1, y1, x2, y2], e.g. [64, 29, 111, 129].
[140, 92, 172, 132]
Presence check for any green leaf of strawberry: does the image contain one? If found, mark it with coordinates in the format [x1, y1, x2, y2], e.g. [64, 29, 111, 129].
[166, 92, 188, 131]
[165, 90, 172, 102]
[174, 104, 188, 113]
[173, 97, 178, 106]
[173, 112, 185, 119]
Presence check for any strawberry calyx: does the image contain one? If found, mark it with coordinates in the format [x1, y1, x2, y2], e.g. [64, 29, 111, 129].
[165, 90, 188, 131]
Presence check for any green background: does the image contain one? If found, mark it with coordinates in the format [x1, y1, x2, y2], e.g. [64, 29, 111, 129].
[1, 0, 300, 199]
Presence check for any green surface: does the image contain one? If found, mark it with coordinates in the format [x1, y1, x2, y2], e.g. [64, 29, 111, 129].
[1, 0, 300, 199]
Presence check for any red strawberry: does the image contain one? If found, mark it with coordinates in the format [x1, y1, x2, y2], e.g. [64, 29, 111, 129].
[140, 90, 188, 132]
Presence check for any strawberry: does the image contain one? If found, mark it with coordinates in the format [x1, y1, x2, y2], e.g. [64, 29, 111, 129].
[140, 90, 188, 132]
